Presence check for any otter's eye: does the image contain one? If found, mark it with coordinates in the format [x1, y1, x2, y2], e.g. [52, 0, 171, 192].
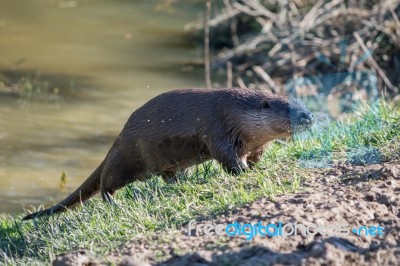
[262, 102, 271, 110]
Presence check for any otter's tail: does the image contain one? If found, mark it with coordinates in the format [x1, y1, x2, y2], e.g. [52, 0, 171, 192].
[22, 160, 105, 221]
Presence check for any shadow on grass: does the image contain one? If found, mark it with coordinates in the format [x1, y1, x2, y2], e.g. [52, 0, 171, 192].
[0, 216, 32, 261]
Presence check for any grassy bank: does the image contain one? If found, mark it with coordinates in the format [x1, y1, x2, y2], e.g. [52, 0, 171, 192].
[0, 99, 399, 265]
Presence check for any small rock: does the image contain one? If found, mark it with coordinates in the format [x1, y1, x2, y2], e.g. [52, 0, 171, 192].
[52, 250, 91, 266]
[309, 241, 326, 257]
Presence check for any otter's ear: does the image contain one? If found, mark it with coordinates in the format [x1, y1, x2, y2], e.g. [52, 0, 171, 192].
[262, 102, 271, 110]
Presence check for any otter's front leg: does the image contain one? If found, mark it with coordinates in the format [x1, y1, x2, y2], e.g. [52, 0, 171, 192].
[222, 157, 247, 175]
[209, 143, 247, 175]
[247, 146, 265, 169]
[160, 171, 178, 183]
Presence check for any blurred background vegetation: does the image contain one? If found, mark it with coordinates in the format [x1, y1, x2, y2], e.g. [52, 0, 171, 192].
[191, 0, 399, 94]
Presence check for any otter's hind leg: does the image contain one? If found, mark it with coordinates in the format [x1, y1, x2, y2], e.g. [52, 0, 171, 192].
[100, 160, 145, 204]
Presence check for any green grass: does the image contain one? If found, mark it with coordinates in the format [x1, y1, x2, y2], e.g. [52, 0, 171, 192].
[1, 100, 399, 265]
[0, 77, 52, 99]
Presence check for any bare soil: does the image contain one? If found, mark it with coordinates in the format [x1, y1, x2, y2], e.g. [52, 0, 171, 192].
[54, 159, 400, 266]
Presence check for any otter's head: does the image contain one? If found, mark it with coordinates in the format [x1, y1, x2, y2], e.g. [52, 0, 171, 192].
[234, 90, 315, 142]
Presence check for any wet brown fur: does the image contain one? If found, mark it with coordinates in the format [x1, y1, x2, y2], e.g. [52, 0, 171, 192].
[23, 88, 313, 220]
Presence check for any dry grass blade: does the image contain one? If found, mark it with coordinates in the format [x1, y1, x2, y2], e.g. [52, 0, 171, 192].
[353, 31, 396, 93]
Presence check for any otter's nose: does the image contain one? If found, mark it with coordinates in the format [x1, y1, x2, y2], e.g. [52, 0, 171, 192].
[299, 112, 315, 125]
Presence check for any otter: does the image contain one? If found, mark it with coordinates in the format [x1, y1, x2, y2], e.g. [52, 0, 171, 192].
[22, 88, 314, 220]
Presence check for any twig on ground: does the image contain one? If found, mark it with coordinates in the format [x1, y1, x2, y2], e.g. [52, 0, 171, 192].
[184, 6, 240, 31]
[353, 31, 396, 93]
[226, 61, 233, 88]
[223, 0, 240, 46]
[205, 0, 212, 89]
[236, 76, 246, 88]
[252, 66, 278, 93]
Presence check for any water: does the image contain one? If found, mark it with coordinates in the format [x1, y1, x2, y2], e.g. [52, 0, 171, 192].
[0, 0, 205, 213]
